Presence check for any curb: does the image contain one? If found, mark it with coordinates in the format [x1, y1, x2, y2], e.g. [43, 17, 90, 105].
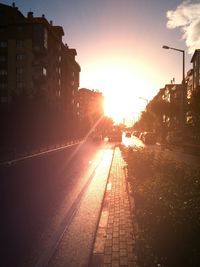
[88, 146, 115, 267]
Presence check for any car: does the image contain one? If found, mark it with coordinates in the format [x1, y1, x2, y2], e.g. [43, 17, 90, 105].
[139, 132, 145, 141]
[125, 132, 132, 138]
[122, 131, 133, 147]
[166, 131, 183, 145]
[140, 131, 156, 144]
[132, 130, 140, 137]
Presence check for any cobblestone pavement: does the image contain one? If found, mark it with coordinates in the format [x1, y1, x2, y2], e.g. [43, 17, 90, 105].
[89, 147, 136, 267]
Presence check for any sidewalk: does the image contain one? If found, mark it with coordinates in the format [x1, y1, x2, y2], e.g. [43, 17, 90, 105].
[89, 147, 136, 267]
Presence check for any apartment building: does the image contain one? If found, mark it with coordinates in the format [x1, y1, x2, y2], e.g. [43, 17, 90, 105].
[0, 3, 80, 113]
[78, 88, 104, 123]
[162, 83, 183, 129]
[185, 69, 193, 102]
[191, 49, 200, 92]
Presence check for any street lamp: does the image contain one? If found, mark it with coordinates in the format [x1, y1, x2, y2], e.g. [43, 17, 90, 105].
[162, 45, 185, 85]
[139, 96, 149, 104]
[162, 44, 186, 129]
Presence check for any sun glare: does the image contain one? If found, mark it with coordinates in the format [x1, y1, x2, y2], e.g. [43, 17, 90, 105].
[81, 59, 153, 125]
[102, 67, 150, 124]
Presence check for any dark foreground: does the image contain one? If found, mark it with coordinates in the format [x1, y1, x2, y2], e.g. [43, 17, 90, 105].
[122, 145, 200, 267]
[0, 141, 113, 267]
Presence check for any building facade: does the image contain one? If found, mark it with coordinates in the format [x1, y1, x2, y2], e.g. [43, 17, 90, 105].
[159, 83, 183, 130]
[0, 3, 80, 112]
[191, 49, 200, 92]
[78, 88, 104, 120]
[78, 88, 104, 132]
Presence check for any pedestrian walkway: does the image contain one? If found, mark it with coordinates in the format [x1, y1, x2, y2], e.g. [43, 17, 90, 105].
[89, 147, 136, 267]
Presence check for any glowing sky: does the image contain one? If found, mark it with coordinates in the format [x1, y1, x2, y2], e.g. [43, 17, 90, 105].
[2, 0, 200, 124]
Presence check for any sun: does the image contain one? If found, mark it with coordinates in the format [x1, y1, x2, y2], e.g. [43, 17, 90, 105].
[104, 95, 128, 123]
[104, 93, 142, 125]
[81, 59, 152, 125]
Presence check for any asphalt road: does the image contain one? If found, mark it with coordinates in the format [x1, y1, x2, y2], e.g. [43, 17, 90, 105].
[0, 140, 114, 267]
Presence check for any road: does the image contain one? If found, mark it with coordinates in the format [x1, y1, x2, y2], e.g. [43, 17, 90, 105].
[0, 140, 115, 267]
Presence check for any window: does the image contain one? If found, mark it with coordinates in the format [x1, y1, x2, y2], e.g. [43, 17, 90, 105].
[0, 41, 7, 48]
[16, 40, 24, 48]
[1, 96, 9, 103]
[0, 83, 7, 89]
[44, 28, 48, 49]
[42, 67, 47, 76]
[16, 53, 25, 60]
[58, 55, 61, 62]
[16, 81, 24, 89]
[0, 69, 7, 75]
[16, 67, 24, 75]
[17, 26, 23, 32]
[33, 25, 48, 50]
[0, 55, 6, 61]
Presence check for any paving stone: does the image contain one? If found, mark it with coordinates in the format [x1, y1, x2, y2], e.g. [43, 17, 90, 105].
[112, 251, 120, 260]
[106, 234, 113, 240]
[119, 235, 126, 242]
[107, 228, 113, 234]
[105, 240, 112, 246]
[90, 148, 136, 267]
[119, 242, 127, 249]
[111, 260, 120, 267]
[120, 256, 128, 265]
[112, 237, 119, 244]
[113, 232, 120, 238]
[104, 255, 112, 264]
[112, 244, 119, 252]
[104, 246, 112, 254]
[113, 226, 119, 232]
[127, 246, 133, 253]
[120, 249, 127, 257]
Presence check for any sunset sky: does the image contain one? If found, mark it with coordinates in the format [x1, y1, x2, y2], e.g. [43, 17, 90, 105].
[2, 0, 200, 124]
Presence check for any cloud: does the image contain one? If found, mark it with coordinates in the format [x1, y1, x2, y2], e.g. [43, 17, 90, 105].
[166, 1, 200, 53]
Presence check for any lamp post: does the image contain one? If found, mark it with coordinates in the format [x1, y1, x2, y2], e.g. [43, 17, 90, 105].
[162, 45, 186, 130]
[162, 45, 185, 85]
[139, 96, 149, 104]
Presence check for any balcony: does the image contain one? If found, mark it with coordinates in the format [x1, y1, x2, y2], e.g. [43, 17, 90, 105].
[33, 45, 48, 56]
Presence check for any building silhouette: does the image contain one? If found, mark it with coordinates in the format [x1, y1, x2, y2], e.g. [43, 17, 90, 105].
[191, 49, 200, 92]
[0, 2, 81, 148]
[78, 88, 104, 133]
[0, 2, 80, 113]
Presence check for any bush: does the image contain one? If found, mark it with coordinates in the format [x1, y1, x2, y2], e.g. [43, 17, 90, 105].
[122, 147, 200, 267]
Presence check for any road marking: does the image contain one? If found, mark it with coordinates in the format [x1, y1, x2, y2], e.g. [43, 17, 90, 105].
[0, 142, 82, 167]
[34, 148, 114, 267]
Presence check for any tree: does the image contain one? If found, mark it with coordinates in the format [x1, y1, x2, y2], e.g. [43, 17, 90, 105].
[188, 89, 200, 139]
